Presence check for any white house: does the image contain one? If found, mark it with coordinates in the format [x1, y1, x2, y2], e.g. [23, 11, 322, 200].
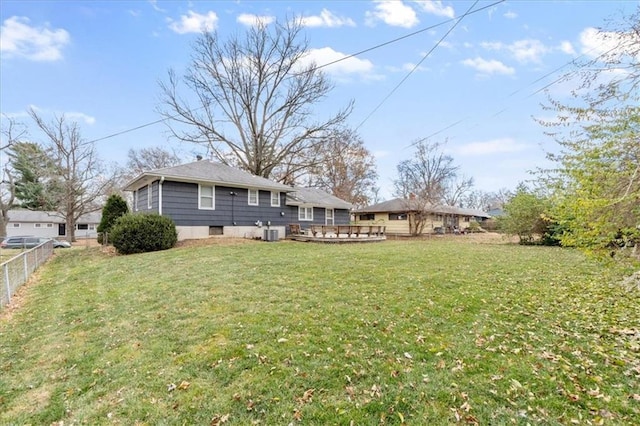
[3, 210, 101, 239]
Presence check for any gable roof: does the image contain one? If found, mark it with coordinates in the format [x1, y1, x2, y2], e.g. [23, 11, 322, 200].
[124, 160, 293, 192]
[286, 187, 353, 210]
[6, 210, 101, 223]
[355, 198, 491, 218]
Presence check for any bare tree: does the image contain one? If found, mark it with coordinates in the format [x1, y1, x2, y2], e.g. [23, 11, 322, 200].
[29, 108, 118, 242]
[394, 139, 468, 235]
[159, 19, 352, 181]
[306, 128, 378, 209]
[442, 175, 474, 207]
[126, 146, 183, 175]
[394, 139, 459, 201]
[0, 115, 28, 236]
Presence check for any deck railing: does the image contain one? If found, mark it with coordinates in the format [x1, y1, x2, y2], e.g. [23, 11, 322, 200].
[1, 240, 54, 309]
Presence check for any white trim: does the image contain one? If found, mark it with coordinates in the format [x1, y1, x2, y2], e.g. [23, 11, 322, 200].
[147, 184, 152, 209]
[34, 223, 42, 228]
[325, 208, 334, 225]
[134, 190, 138, 211]
[298, 206, 313, 221]
[198, 184, 215, 210]
[248, 189, 259, 206]
[271, 191, 280, 207]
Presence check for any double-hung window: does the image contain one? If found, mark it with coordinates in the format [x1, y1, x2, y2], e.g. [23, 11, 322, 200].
[298, 206, 313, 221]
[199, 185, 215, 209]
[248, 189, 259, 206]
[271, 191, 280, 207]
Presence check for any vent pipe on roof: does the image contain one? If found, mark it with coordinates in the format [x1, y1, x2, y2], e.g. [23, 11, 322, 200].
[196, 155, 203, 161]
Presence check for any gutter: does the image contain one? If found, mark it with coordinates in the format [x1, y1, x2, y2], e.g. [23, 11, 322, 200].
[159, 176, 165, 215]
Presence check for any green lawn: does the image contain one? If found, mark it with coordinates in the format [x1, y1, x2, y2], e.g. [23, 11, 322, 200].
[1, 239, 638, 425]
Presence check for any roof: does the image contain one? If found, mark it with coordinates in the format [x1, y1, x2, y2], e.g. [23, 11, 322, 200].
[286, 187, 353, 210]
[355, 198, 491, 218]
[124, 160, 293, 192]
[6, 210, 102, 223]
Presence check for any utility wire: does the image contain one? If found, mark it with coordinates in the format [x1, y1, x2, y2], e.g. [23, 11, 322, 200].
[87, 0, 504, 145]
[355, 0, 484, 132]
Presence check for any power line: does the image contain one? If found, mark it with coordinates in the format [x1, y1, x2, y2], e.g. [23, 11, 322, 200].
[355, 0, 485, 132]
[86, 1, 505, 145]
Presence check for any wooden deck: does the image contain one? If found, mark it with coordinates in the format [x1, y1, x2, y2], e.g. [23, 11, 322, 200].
[290, 225, 386, 243]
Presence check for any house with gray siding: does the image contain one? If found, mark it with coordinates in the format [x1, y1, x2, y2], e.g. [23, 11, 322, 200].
[123, 160, 352, 240]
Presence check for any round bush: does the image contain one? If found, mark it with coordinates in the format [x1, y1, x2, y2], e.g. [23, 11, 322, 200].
[110, 213, 178, 255]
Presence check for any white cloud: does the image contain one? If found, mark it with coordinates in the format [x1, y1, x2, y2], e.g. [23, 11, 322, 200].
[365, 1, 419, 28]
[461, 57, 514, 75]
[301, 9, 355, 28]
[301, 47, 378, 79]
[558, 40, 575, 55]
[236, 13, 275, 27]
[481, 39, 549, 64]
[28, 105, 96, 125]
[0, 16, 70, 61]
[412, 1, 455, 19]
[579, 27, 639, 61]
[457, 138, 528, 156]
[168, 10, 218, 34]
[503, 11, 518, 19]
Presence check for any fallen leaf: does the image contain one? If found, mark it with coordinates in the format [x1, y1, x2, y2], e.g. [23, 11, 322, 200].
[178, 381, 190, 390]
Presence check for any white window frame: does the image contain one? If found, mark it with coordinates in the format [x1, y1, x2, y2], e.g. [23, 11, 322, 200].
[248, 189, 259, 206]
[298, 206, 314, 221]
[46, 223, 54, 228]
[199, 185, 215, 210]
[325, 208, 334, 226]
[11, 223, 20, 228]
[147, 184, 152, 209]
[34, 223, 42, 228]
[134, 190, 138, 211]
[271, 191, 280, 207]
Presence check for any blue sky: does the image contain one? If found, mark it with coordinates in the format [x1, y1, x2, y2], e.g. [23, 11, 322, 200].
[1, 0, 637, 200]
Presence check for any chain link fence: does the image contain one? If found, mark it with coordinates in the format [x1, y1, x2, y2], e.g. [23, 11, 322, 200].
[1, 240, 54, 309]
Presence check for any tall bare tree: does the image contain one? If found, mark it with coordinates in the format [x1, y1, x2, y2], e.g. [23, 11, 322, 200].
[394, 139, 469, 235]
[306, 128, 378, 209]
[159, 19, 352, 181]
[126, 146, 183, 175]
[29, 108, 118, 242]
[394, 139, 460, 202]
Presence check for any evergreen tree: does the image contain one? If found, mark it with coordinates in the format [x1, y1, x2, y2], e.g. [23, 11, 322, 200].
[97, 194, 130, 244]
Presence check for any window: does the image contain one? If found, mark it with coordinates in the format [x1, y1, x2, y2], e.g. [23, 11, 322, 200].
[147, 184, 152, 209]
[34, 223, 42, 228]
[11, 223, 20, 228]
[388, 213, 407, 221]
[464, 216, 470, 222]
[326, 209, 334, 225]
[89, 224, 96, 230]
[359, 213, 375, 221]
[298, 206, 313, 221]
[248, 189, 259, 206]
[134, 190, 138, 211]
[46, 223, 54, 228]
[77, 224, 89, 230]
[199, 185, 215, 209]
[271, 191, 280, 207]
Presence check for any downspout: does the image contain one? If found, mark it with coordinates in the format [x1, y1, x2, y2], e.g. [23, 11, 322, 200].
[158, 176, 165, 216]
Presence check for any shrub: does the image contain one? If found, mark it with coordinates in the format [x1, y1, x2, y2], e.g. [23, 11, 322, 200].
[110, 213, 177, 255]
[97, 194, 130, 244]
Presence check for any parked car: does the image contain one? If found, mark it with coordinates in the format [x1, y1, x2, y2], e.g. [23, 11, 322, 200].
[0, 236, 71, 249]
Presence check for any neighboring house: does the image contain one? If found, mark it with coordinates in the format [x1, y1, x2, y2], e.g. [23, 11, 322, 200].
[353, 198, 491, 235]
[123, 160, 352, 240]
[3, 210, 101, 239]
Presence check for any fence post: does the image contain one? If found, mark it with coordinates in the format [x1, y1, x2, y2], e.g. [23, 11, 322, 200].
[3, 263, 10, 305]
[23, 253, 29, 282]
